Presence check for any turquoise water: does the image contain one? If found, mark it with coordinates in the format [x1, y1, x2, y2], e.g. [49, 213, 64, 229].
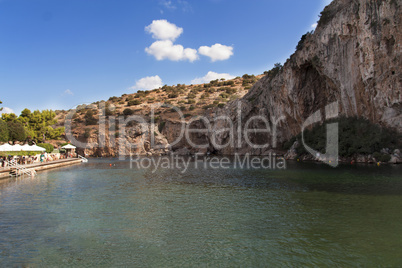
[0, 158, 401, 266]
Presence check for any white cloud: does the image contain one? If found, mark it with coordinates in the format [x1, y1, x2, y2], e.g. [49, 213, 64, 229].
[131, 75, 163, 90]
[160, 0, 176, 10]
[159, 0, 192, 13]
[191, 71, 235, 84]
[145, 40, 198, 62]
[63, 89, 74, 96]
[177, 0, 192, 12]
[145, 19, 183, 41]
[198, 43, 234, 62]
[311, 23, 318, 29]
[1, 107, 14, 114]
[144, 20, 232, 63]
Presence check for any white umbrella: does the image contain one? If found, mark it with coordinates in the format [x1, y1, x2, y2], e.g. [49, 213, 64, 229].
[21, 144, 46, 152]
[62, 144, 76, 149]
[0, 143, 14, 152]
[11, 144, 22, 151]
[30, 145, 46, 152]
[21, 144, 33, 151]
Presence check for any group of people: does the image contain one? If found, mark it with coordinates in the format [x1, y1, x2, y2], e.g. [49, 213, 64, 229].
[0, 152, 77, 168]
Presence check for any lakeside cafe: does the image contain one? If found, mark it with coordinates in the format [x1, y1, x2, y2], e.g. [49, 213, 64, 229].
[61, 144, 77, 158]
[0, 143, 46, 167]
[0, 143, 46, 153]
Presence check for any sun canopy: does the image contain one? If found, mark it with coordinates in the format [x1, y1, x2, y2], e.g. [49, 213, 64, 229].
[62, 144, 76, 149]
[27, 145, 46, 152]
[0, 143, 14, 152]
[0, 144, 46, 152]
[11, 144, 22, 151]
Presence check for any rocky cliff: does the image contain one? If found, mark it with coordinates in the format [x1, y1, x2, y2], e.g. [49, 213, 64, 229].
[64, 0, 401, 159]
[167, 0, 401, 156]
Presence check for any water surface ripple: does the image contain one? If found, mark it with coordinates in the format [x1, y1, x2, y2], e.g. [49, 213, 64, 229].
[0, 159, 401, 266]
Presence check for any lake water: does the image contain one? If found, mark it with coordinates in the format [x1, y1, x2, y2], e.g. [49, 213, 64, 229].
[0, 158, 401, 266]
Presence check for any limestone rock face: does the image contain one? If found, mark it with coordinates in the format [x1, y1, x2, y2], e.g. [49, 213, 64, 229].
[182, 0, 401, 155]
[76, 123, 171, 158]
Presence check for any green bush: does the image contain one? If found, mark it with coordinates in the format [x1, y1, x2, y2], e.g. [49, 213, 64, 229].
[123, 108, 134, 116]
[0, 119, 9, 142]
[285, 116, 401, 158]
[108, 96, 119, 102]
[37, 143, 54, 153]
[47, 126, 65, 140]
[84, 109, 97, 125]
[187, 93, 196, 99]
[105, 107, 114, 117]
[7, 121, 26, 141]
[227, 81, 235, 86]
[242, 74, 258, 86]
[127, 99, 141, 106]
[372, 152, 382, 160]
[0, 151, 38, 157]
[380, 154, 391, 163]
[84, 110, 97, 125]
[210, 79, 219, 85]
[373, 152, 392, 163]
[220, 93, 229, 99]
[85, 109, 94, 117]
[168, 93, 178, 99]
[201, 93, 210, 99]
[225, 88, 237, 94]
[85, 117, 97, 126]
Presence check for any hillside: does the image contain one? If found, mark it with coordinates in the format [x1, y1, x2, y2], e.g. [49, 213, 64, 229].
[51, 0, 401, 161]
[53, 75, 264, 156]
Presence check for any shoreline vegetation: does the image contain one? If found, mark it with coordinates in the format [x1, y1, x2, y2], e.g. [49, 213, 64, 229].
[283, 116, 401, 165]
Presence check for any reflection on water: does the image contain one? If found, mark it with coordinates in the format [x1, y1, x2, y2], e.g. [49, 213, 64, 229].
[0, 158, 401, 266]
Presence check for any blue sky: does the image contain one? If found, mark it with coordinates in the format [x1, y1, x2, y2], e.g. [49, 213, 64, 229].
[0, 0, 332, 115]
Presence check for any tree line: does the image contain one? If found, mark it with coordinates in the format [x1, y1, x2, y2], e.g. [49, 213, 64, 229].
[0, 106, 65, 143]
